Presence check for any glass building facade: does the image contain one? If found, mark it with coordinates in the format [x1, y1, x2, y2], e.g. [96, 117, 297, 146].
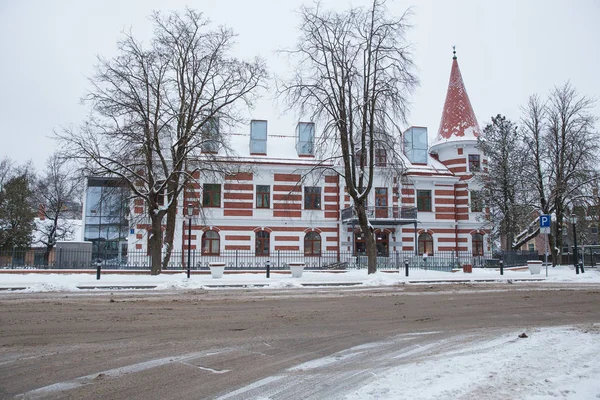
[84, 177, 130, 262]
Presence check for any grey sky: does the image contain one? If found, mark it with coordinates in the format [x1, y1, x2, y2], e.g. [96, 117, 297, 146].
[1, 0, 599, 170]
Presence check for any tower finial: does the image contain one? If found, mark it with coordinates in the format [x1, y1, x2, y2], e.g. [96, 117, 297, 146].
[452, 45, 457, 60]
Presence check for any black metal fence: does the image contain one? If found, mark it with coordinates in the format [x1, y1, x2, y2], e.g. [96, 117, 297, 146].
[0, 248, 539, 271]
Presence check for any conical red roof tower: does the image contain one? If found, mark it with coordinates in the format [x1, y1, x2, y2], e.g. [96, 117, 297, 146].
[435, 49, 480, 142]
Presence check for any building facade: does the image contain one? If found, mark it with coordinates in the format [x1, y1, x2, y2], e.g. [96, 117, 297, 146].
[84, 54, 490, 267]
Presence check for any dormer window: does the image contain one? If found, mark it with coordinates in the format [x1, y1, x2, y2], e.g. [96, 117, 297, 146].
[296, 122, 314, 156]
[403, 127, 428, 164]
[250, 120, 267, 155]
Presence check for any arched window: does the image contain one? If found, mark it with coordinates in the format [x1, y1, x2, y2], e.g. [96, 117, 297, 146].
[255, 230, 270, 256]
[375, 231, 389, 256]
[418, 233, 433, 256]
[354, 230, 366, 255]
[202, 230, 220, 256]
[472, 233, 484, 256]
[304, 232, 321, 256]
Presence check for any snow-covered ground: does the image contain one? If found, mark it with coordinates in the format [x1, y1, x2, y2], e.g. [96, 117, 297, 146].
[0, 264, 598, 292]
[344, 326, 600, 400]
[2, 266, 599, 399]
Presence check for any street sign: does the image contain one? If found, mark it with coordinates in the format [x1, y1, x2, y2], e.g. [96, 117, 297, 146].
[540, 215, 551, 234]
[539, 215, 551, 227]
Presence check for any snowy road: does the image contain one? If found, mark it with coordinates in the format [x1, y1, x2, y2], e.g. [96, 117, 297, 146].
[1, 281, 599, 399]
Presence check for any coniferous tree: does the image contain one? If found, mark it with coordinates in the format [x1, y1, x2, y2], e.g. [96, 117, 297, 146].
[0, 174, 36, 251]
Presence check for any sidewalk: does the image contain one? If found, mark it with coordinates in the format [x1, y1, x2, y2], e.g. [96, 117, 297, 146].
[1, 266, 598, 292]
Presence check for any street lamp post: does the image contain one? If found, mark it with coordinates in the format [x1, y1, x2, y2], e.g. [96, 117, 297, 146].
[571, 215, 579, 274]
[187, 203, 193, 279]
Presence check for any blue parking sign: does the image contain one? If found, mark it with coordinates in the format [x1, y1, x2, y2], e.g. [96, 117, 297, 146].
[540, 215, 551, 228]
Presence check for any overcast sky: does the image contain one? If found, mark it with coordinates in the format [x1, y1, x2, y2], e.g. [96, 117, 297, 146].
[1, 0, 599, 171]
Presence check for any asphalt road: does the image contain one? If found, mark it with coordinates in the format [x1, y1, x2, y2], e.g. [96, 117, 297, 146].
[1, 282, 599, 399]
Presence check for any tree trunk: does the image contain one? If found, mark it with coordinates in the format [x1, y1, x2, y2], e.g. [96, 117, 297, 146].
[355, 201, 377, 274]
[162, 183, 178, 270]
[149, 212, 164, 275]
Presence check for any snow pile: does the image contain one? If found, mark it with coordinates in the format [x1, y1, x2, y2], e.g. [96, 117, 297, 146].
[0, 265, 599, 292]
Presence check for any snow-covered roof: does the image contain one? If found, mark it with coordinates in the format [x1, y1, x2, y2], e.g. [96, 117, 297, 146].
[433, 52, 481, 145]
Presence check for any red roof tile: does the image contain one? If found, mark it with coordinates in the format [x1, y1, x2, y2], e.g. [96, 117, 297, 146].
[436, 55, 480, 141]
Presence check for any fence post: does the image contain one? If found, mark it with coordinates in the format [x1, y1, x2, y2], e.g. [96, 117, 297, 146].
[500, 259, 504, 275]
[405, 258, 409, 277]
[235, 250, 238, 269]
[278, 250, 281, 270]
[96, 259, 101, 280]
[266, 260, 270, 278]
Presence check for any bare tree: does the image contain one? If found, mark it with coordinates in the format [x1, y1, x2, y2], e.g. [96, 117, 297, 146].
[517, 83, 598, 264]
[57, 9, 267, 274]
[33, 154, 82, 265]
[279, 0, 418, 273]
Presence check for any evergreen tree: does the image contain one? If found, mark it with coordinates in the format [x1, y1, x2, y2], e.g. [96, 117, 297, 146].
[0, 174, 36, 250]
[478, 115, 531, 250]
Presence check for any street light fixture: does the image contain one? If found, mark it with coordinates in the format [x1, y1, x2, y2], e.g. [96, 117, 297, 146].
[187, 203, 194, 279]
[570, 214, 579, 274]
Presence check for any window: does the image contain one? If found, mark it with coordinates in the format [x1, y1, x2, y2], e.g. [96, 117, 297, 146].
[470, 190, 483, 212]
[202, 230, 220, 255]
[403, 127, 428, 164]
[376, 231, 389, 256]
[354, 230, 366, 255]
[375, 148, 387, 167]
[355, 149, 366, 168]
[304, 187, 321, 210]
[255, 230, 270, 256]
[472, 233, 484, 256]
[296, 122, 315, 156]
[256, 185, 270, 209]
[417, 190, 432, 212]
[202, 184, 221, 208]
[418, 233, 433, 256]
[304, 232, 321, 256]
[201, 117, 219, 154]
[591, 226, 598, 235]
[375, 188, 388, 218]
[469, 154, 481, 172]
[250, 120, 267, 154]
[528, 243, 535, 252]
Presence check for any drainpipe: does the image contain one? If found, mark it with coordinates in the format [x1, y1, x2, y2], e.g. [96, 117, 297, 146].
[454, 185, 459, 258]
[337, 175, 341, 262]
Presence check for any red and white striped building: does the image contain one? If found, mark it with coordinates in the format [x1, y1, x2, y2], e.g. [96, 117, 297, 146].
[105, 53, 490, 263]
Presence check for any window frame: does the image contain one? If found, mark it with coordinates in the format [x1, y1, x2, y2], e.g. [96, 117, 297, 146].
[418, 232, 434, 256]
[470, 190, 483, 212]
[472, 233, 484, 256]
[375, 148, 387, 167]
[468, 154, 481, 172]
[304, 186, 322, 210]
[416, 190, 432, 212]
[201, 230, 220, 256]
[256, 185, 270, 209]
[255, 230, 270, 256]
[354, 230, 366, 255]
[304, 232, 321, 256]
[202, 184, 221, 208]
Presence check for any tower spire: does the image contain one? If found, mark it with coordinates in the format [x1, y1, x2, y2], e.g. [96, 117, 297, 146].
[435, 51, 480, 142]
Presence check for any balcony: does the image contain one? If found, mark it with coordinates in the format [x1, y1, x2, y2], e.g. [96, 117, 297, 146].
[341, 206, 417, 225]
